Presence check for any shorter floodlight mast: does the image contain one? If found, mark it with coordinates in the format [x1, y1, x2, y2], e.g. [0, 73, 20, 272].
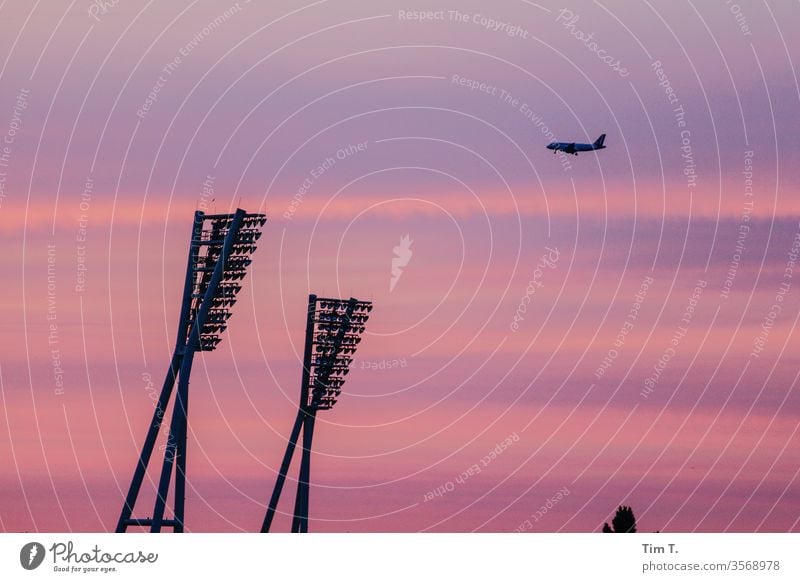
[261, 294, 372, 533]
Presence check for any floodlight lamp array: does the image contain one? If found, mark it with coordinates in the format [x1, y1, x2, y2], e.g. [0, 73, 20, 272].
[304, 297, 372, 410]
[186, 212, 266, 350]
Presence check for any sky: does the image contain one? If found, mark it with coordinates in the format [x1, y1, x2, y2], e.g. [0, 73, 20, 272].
[1, 0, 799, 533]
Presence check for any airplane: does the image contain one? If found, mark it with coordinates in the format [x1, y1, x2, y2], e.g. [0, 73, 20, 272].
[546, 134, 606, 155]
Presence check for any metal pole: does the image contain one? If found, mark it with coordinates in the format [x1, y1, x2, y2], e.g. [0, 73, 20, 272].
[171, 354, 192, 532]
[292, 409, 316, 533]
[260, 410, 304, 532]
[291, 295, 317, 533]
[149, 353, 193, 532]
[115, 354, 181, 532]
[166, 210, 202, 532]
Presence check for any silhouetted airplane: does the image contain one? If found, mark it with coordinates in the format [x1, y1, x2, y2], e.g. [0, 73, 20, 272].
[546, 134, 606, 155]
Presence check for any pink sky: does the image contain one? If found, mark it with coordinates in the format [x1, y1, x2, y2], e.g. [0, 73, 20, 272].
[1, 0, 799, 532]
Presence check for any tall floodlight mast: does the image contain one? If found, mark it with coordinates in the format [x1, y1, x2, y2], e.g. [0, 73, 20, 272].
[261, 294, 372, 533]
[116, 209, 267, 533]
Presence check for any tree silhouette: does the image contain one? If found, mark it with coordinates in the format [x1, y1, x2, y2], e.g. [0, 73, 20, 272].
[602, 505, 637, 533]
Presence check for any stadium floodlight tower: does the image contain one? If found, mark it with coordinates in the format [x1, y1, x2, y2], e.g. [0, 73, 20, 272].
[261, 294, 372, 533]
[116, 208, 266, 533]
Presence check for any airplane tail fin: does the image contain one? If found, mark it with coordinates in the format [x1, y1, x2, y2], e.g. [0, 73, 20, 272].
[594, 134, 606, 148]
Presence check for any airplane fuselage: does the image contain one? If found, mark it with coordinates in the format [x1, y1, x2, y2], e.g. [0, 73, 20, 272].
[546, 134, 606, 155]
